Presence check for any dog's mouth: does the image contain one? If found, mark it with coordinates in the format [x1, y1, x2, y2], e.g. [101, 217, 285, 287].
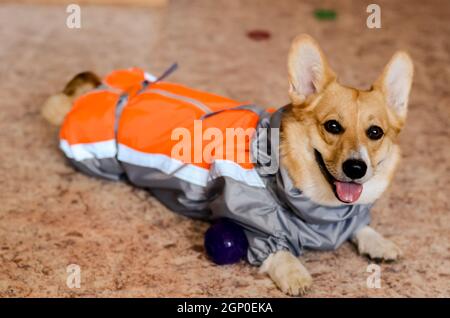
[314, 149, 363, 204]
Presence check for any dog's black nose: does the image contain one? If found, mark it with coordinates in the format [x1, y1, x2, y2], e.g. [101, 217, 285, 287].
[343, 159, 367, 180]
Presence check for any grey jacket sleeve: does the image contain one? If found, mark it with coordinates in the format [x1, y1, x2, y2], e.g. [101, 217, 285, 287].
[206, 176, 302, 265]
[206, 175, 372, 266]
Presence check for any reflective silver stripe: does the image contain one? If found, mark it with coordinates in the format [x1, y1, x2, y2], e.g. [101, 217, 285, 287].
[145, 88, 212, 114]
[200, 104, 264, 120]
[114, 93, 128, 135]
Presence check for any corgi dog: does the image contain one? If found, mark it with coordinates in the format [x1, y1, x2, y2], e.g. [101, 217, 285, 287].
[42, 34, 413, 296]
[263, 35, 412, 295]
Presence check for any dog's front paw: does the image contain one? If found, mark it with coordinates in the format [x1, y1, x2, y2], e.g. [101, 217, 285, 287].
[273, 265, 312, 296]
[358, 236, 402, 261]
[353, 226, 402, 261]
[261, 251, 312, 296]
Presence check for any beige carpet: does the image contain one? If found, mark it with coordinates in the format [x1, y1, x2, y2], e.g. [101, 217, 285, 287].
[0, 0, 449, 297]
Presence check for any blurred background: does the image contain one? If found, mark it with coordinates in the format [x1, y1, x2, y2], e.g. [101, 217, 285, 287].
[0, 0, 449, 297]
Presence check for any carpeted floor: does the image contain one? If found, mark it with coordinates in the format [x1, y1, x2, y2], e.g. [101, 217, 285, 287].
[0, 0, 449, 297]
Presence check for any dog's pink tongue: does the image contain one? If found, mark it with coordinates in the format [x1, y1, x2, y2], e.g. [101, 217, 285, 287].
[334, 181, 363, 203]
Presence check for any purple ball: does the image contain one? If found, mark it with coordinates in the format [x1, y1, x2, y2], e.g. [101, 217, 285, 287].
[204, 218, 248, 265]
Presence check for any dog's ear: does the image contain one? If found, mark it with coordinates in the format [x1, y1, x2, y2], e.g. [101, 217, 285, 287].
[287, 34, 335, 105]
[374, 51, 414, 121]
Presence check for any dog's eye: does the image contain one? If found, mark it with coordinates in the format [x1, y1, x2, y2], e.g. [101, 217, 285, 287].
[324, 120, 344, 134]
[367, 125, 384, 140]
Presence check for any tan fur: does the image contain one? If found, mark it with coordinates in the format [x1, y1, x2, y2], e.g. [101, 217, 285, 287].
[280, 34, 413, 206]
[261, 34, 413, 296]
[41, 93, 74, 126]
[41, 71, 101, 125]
[260, 250, 312, 296]
[351, 226, 402, 260]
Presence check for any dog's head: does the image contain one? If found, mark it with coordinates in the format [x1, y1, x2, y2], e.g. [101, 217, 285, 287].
[282, 34, 413, 206]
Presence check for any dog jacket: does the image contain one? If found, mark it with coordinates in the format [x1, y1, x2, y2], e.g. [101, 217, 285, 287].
[60, 67, 372, 265]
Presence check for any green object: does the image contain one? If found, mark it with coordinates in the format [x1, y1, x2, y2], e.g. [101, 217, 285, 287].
[314, 9, 337, 20]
